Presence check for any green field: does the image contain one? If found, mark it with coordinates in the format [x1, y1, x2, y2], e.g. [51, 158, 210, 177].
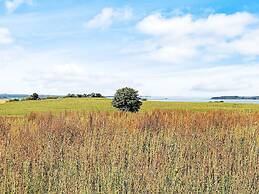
[1, 98, 259, 115]
[1, 98, 258, 193]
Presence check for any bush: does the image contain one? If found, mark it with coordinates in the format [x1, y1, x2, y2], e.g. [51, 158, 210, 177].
[64, 93, 76, 98]
[77, 94, 84, 98]
[112, 87, 142, 112]
[45, 96, 59, 100]
[87, 93, 104, 98]
[8, 98, 20, 102]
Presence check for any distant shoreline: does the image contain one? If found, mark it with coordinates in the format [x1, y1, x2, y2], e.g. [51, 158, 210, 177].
[211, 96, 259, 100]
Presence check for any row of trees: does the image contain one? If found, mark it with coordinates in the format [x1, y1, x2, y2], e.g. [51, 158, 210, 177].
[22, 92, 104, 101]
[64, 93, 104, 98]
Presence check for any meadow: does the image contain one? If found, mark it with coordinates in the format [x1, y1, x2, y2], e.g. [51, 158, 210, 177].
[0, 99, 258, 193]
[1, 98, 259, 116]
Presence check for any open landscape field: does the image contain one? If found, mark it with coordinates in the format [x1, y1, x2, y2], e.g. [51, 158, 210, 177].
[1, 98, 259, 116]
[2, 0, 259, 193]
[0, 99, 258, 193]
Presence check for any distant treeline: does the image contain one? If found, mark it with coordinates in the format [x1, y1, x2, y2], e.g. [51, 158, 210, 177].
[64, 93, 104, 98]
[7, 92, 105, 102]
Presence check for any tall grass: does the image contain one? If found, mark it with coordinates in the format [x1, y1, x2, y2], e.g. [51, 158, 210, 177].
[0, 110, 258, 193]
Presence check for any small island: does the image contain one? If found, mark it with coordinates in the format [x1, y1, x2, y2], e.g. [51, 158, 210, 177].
[211, 96, 259, 100]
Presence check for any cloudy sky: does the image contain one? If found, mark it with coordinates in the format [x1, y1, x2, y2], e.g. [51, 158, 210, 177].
[0, 0, 259, 97]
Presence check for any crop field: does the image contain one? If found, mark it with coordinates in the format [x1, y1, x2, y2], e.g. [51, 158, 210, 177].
[1, 98, 259, 116]
[0, 99, 258, 193]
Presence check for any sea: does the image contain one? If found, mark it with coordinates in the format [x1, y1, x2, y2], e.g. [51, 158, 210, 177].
[1, 94, 259, 104]
[112, 96, 259, 104]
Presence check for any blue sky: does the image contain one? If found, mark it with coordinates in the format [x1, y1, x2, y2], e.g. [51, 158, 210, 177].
[0, 0, 259, 96]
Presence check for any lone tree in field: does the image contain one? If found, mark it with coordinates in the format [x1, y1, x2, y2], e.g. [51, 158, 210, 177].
[112, 87, 142, 112]
[31, 93, 39, 100]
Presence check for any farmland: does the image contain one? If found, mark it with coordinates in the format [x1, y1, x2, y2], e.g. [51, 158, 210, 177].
[1, 98, 259, 116]
[0, 99, 258, 193]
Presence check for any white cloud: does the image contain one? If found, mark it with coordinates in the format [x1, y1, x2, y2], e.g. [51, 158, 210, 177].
[52, 64, 84, 75]
[5, 0, 32, 13]
[138, 12, 256, 37]
[85, 7, 132, 29]
[0, 44, 141, 95]
[229, 29, 259, 56]
[0, 27, 14, 44]
[137, 12, 259, 64]
[136, 64, 259, 96]
[190, 65, 258, 93]
[22, 63, 141, 95]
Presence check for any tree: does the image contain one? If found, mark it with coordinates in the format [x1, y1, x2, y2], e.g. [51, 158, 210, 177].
[87, 93, 104, 98]
[77, 94, 83, 98]
[112, 87, 142, 112]
[31, 93, 39, 100]
[94, 93, 104, 98]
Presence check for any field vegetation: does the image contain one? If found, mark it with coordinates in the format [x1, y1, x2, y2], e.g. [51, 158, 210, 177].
[1, 98, 259, 116]
[0, 100, 6, 104]
[0, 110, 258, 193]
[0, 99, 258, 192]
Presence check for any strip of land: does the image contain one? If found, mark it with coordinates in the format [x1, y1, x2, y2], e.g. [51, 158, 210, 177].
[211, 96, 259, 100]
[1, 98, 259, 116]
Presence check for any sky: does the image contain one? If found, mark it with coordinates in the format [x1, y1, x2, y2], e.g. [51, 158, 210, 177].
[0, 0, 259, 97]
